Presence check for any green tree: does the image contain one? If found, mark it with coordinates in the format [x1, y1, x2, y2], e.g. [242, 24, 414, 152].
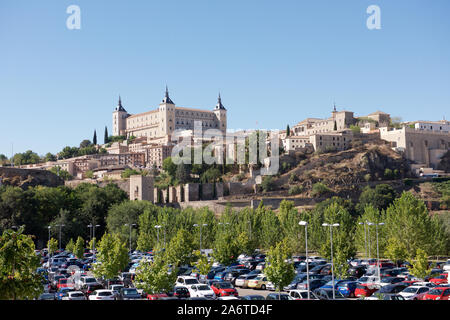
[286, 125, 290, 137]
[74, 236, 85, 259]
[193, 250, 213, 278]
[213, 232, 240, 265]
[134, 251, 176, 295]
[385, 192, 448, 258]
[104, 126, 109, 144]
[176, 163, 191, 184]
[356, 184, 396, 214]
[93, 130, 97, 145]
[165, 229, 195, 267]
[408, 248, 431, 280]
[162, 157, 177, 178]
[264, 239, 295, 298]
[0, 227, 43, 300]
[65, 238, 75, 253]
[92, 233, 129, 286]
[47, 238, 58, 256]
[384, 237, 408, 267]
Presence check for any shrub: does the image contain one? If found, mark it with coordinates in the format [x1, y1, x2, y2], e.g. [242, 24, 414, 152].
[364, 174, 371, 182]
[261, 176, 275, 192]
[288, 185, 304, 196]
[288, 173, 298, 184]
[311, 182, 332, 197]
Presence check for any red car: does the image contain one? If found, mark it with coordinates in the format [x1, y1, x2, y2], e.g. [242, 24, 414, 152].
[211, 282, 238, 297]
[355, 283, 379, 298]
[57, 278, 72, 290]
[422, 287, 450, 300]
[146, 293, 168, 300]
[429, 274, 448, 286]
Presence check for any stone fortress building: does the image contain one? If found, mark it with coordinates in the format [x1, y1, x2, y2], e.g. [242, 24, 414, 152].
[113, 87, 227, 139]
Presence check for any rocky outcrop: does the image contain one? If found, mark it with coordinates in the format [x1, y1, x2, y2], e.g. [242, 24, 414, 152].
[0, 167, 64, 189]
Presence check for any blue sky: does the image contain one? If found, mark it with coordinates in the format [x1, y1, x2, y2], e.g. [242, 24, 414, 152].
[1, 0, 449, 156]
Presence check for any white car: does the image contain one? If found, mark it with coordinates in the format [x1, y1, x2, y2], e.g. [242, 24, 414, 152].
[398, 286, 430, 300]
[358, 276, 380, 289]
[76, 276, 99, 290]
[217, 296, 239, 300]
[443, 260, 450, 272]
[110, 284, 124, 298]
[88, 290, 116, 300]
[176, 276, 200, 288]
[288, 290, 320, 300]
[187, 284, 216, 299]
[62, 291, 86, 300]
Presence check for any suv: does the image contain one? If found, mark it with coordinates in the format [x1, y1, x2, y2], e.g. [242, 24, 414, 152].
[76, 276, 99, 290]
[176, 276, 200, 288]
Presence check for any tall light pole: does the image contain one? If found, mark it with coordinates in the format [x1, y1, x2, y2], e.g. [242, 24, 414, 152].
[299, 221, 310, 300]
[88, 224, 100, 252]
[155, 225, 161, 248]
[56, 224, 65, 251]
[322, 223, 340, 300]
[125, 223, 136, 253]
[358, 222, 368, 259]
[194, 223, 208, 253]
[367, 222, 384, 281]
[367, 220, 371, 260]
[48, 226, 52, 269]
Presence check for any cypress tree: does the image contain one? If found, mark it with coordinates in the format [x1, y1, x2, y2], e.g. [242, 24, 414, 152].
[286, 125, 290, 137]
[104, 126, 109, 144]
[93, 130, 97, 145]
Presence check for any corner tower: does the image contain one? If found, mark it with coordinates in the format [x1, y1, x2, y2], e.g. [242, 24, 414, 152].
[213, 93, 227, 134]
[112, 96, 128, 136]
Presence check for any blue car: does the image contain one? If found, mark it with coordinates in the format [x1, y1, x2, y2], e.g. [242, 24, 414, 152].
[319, 279, 349, 290]
[214, 272, 226, 281]
[337, 281, 359, 298]
[55, 287, 74, 300]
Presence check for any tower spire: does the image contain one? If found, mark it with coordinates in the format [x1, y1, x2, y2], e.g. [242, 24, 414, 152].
[162, 85, 174, 104]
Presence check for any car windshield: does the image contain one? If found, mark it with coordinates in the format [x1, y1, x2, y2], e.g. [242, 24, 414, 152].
[85, 278, 96, 283]
[71, 293, 84, 297]
[381, 277, 394, 283]
[124, 289, 138, 295]
[402, 287, 419, 293]
[185, 279, 199, 285]
[218, 283, 233, 289]
[428, 289, 443, 295]
[198, 285, 210, 291]
[59, 279, 68, 284]
[98, 292, 112, 296]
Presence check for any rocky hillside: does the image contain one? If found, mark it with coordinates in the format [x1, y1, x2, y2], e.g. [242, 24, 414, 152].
[0, 167, 64, 189]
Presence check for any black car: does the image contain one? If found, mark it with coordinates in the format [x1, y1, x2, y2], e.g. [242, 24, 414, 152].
[376, 284, 408, 294]
[241, 295, 265, 300]
[38, 293, 56, 300]
[266, 293, 292, 300]
[313, 288, 347, 300]
[348, 266, 366, 278]
[309, 264, 330, 275]
[170, 286, 190, 299]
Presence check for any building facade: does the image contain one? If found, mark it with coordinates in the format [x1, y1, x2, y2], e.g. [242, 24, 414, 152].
[112, 88, 227, 140]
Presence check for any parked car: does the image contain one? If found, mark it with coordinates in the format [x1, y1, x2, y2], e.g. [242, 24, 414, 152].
[38, 293, 55, 300]
[355, 283, 380, 298]
[429, 274, 448, 286]
[442, 260, 450, 272]
[187, 284, 216, 299]
[296, 279, 327, 291]
[240, 295, 266, 300]
[422, 287, 450, 300]
[266, 293, 294, 300]
[81, 283, 103, 296]
[170, 286, 190, 299]
[110, 284, 124, 298]
[88, 290, 116, 300]
[337, 281, 359, 298]
[210, 282, 239, 297]
[348, 266, 366, 278]
[176, 276, 200, 288]
[235, 274, 261, 288]
[313, 288, 347, 300]
[146, 293, 169, 300]
[62, 291, 86, 300]
[118, 288, 141, 300]
[378, 277, 406, 287]
[374, 284, 409, 295]
[55, 287, 74, 300]
[365, 293, 406, 300]
[247, 275, 270, 290]
[398, 286, 430, 300]
[288, 290, 320, 300]
[76, 276, 99, 290]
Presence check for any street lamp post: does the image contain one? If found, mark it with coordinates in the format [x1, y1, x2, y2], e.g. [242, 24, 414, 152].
[367, 222, 384, 281]
[367, 221, 371, 260]
[48, 226, 52, 269]
[56, 224, 65, 251]
[299, 221, 310, 300]
[322, 223, 340, 300]
[358, 222, 368, 259]
[125, 223, 137, 253]
[194, 223, 208, 253]
[88, 224, 100, 252]
[155, 225, 161, 248]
